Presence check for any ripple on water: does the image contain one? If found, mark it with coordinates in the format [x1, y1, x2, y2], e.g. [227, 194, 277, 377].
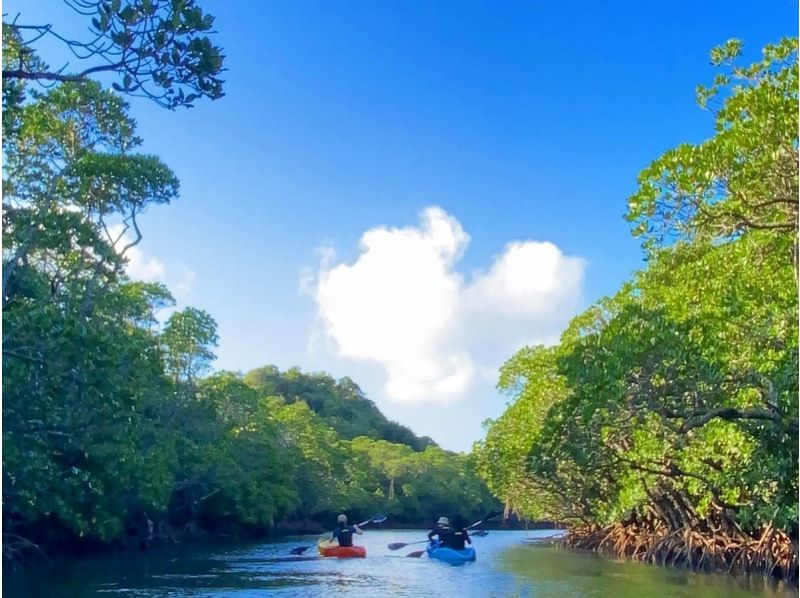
[4, 531, 795, 597]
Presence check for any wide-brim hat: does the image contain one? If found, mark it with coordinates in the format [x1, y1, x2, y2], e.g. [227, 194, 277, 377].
[437, 516, 450, 525]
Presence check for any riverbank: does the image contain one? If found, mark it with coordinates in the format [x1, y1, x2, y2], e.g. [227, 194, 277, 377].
[562, 521, 798, 587]
[3, 515, 538, 567]
[3, 518, 324, 567]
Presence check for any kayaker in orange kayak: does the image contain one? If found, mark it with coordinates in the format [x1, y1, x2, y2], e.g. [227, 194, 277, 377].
[331, 513, 363, 547]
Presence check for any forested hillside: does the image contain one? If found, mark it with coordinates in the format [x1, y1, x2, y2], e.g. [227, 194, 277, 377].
[244, 366, 436, 451]
[474, 38, 798, 583]
[1, 5, 497, 561]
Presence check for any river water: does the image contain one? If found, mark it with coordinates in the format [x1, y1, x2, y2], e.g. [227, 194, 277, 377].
[4, 530, 793, 597]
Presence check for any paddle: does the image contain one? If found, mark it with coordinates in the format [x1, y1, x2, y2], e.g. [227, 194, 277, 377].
[471, 529, 489, 537]
[388, 539, 428, 551]
[390, 510, 501, 554]
[290, 514, 386, 555]
[357, 514, 388, 527]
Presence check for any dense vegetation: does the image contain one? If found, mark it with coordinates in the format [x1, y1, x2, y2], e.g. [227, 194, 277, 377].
[474, 38, 798, 583]
[244, 366, 436, 451]
[2, 2, 497, 561]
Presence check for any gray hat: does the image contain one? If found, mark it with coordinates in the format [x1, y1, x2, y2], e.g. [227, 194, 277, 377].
[437, 516, 450, 526]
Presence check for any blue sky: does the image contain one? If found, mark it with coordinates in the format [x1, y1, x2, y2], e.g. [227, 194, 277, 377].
[11, 0, 796, 451]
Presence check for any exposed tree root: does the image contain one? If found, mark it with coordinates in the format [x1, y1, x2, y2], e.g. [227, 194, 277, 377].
[2, 533, 49, 565]
[563, 517, 798, 586]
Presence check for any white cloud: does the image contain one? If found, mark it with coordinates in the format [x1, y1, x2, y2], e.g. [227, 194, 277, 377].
[124, 245, 167, 282]
[308, 206, 586, 404]
[466, 241, 585, 316]
[107, 224, 194, 304]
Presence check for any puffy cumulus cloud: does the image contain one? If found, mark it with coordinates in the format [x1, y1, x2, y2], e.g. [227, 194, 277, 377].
[123, 244, 167, 282]
[466, 241, 585, 316]
[459, 241, 586, 367]
[310, 207, 585, 404]
[314, 208, 472, 402]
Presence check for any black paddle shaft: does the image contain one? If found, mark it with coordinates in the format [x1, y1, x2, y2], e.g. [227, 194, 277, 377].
[466, 510, 501, 531]
[390, 511, 501, 551]
[290, 514, 386, 554]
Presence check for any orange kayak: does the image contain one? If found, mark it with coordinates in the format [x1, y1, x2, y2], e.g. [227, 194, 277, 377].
[318, 539, 367, 558]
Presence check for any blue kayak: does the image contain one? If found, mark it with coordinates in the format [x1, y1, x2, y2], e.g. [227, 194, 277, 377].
[426, 542, 476, 564]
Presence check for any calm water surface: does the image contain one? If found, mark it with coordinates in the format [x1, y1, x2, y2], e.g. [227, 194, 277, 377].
[5, 530, 794, 597]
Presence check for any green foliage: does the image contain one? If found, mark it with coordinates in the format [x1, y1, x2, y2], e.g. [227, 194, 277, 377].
[627, 37, 797, 263]
[3, 0, 225, 109]
[3, 41, 184, 544]
[474, 345, 572, 520]
[349, 437, 496, 524]
[162, 307, 219, 384]
[158, 377, 497, 533]
[3, 272, 177, 540]
[244, 366, 436, 451]
[476, 38, 798, 536]
[163, 373, 298, 531]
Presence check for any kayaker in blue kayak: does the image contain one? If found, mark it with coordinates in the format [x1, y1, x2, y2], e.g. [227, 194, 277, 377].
[428, 516, 471, 550]
[428, 516, 451, 545]
[331, 514, 363, 547]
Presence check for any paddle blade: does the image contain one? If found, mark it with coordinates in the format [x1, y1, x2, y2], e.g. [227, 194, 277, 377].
[290, 545, 310, 555]
[387, 542, 408, 550]
[358, 513, 388, 527]
[406, 550, 425, 558]
[471, 530, 489, 537]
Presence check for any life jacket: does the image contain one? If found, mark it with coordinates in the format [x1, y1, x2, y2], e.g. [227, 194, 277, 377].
[434, 526, 455, 547]
[333, 525, 354, 547]
[446, 530, 468, 550]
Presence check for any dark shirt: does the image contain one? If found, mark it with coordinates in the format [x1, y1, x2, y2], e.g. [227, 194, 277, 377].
[428, 524, 449, 544]
[448, 529, 471, 550]
[428, 526, 471, 550]
[332, 524, 356, 547]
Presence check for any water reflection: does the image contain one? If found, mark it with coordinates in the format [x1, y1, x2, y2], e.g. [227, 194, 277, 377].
[498, 542, 793, 598]
[4, 530, 794, 597]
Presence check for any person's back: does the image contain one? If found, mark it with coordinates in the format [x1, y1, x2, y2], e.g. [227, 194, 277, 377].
[333, 524, 354, 547]
[429, 516, 458, 549]
[443, 516, 471, 550]
[332, 513, 362, 547]
[434, 526, 456, 548]
[445, 529, 469, 550]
